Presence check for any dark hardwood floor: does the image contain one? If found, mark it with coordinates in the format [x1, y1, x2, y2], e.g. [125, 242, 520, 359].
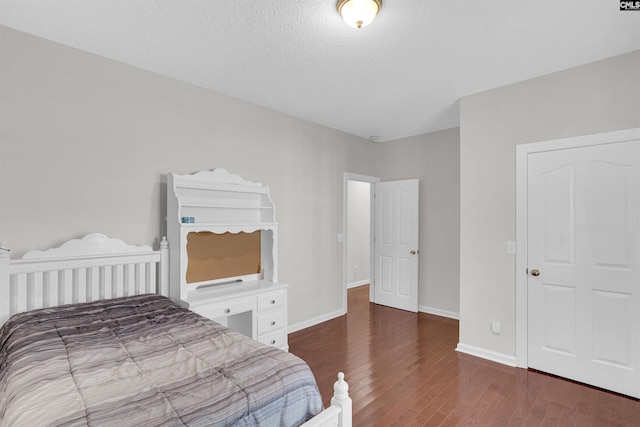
[289, 285, 640, 426]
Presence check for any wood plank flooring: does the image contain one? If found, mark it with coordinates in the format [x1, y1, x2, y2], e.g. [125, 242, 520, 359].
[289, 285, 640, 426]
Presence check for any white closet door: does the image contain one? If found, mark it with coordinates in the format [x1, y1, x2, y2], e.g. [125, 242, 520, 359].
[527, 140, 640, 398]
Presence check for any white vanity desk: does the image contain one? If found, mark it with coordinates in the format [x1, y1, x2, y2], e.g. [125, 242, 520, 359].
[186, 280, 288, 350]
[167, 169, 289, 351]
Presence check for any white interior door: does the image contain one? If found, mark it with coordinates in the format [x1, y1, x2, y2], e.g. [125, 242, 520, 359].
[527, 140, 640, 398]
[373, 179, 419, 312]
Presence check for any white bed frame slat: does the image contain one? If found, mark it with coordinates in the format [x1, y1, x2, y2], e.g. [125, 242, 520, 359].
[1, 234, 166, 324]
[0, 233, 351, 427]
[4, 258, 164, 318]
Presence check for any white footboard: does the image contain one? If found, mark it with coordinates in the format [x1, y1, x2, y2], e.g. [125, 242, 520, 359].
[302, 372, 352, 427]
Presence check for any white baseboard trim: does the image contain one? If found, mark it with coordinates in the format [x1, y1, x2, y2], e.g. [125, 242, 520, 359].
[347, 280, 369, 289]
[288, 309, 345, 334]
[419, 305, 460, 320]
[455, 343, 517, 367]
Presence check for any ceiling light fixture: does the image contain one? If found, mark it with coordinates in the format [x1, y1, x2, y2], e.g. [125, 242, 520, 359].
[337, 0, 382, 29]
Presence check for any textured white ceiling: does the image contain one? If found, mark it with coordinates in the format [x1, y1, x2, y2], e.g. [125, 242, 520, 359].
[1, 0, 639, 141]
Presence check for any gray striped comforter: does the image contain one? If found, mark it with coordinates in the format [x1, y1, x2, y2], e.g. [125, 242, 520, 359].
[0, 295, 322, 426]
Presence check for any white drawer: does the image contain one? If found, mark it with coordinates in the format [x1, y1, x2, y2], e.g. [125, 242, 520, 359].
[194, 297, 254, 321]
[257, 290, 285, 312]
[257, 310, 285, 335]
[258, 329, 287, 349]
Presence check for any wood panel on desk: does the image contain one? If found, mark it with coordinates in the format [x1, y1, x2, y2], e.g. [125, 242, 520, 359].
[289, 285, 640, 426]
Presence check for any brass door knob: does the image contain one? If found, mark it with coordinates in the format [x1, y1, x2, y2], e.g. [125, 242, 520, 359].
[530, 269, 540, 277]
[410, 250, 417, 255]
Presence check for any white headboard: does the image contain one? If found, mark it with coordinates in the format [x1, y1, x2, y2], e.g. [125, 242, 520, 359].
[0, 233, 169, 325]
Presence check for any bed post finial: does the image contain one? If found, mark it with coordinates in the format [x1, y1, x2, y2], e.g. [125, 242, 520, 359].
[334, 372, 348, 399]
[331, 372, 352, 427]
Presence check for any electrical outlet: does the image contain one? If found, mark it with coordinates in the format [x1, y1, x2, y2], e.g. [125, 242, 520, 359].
[491, 320, 501, 335]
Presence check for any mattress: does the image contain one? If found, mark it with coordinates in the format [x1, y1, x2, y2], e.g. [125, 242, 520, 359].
[0, 294, 322, 426]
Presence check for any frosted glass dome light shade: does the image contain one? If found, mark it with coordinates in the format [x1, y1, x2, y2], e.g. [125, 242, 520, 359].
[337, 0, 382, 29]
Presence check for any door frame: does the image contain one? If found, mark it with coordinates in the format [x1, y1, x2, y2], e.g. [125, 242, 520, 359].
[343, 173, 380, 314]
[515, 127, 640, 368]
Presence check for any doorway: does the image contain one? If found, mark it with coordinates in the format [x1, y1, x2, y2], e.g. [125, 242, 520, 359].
[343, 173, 420, 314]
[346, 180, 371, 289]
[343, 173, 379, 313]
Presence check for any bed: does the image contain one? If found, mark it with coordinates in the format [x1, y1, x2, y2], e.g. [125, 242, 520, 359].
[0, 234, 351, 427]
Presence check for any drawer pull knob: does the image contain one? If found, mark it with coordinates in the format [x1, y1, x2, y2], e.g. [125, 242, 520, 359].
[224, 308, 231, 314]
[271, 321, 276, 326]
[270, 299, 276, 304]
[271, 340, 276, 345]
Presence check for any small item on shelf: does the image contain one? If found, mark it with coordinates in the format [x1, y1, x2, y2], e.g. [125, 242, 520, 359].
[181, 217, 195, 223]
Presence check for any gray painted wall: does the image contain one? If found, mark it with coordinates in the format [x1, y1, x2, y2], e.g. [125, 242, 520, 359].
[0, 26, 366, 326]
[0, 26, 462, 328]
[459, 50, 640, 358]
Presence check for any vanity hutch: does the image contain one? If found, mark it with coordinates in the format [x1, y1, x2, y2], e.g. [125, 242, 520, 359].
[167, 169, 288, 351]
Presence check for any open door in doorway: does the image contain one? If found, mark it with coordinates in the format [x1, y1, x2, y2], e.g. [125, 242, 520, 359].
[373, 179, 419, 312]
